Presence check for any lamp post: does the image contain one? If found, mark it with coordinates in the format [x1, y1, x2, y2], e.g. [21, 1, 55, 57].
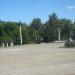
[20, 25, 23, 45]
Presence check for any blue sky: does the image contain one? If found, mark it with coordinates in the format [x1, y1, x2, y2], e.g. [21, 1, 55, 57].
[0, 0, 75, 24]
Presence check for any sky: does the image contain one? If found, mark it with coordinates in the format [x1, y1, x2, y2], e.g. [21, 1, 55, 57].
[0, 0, 75, 24]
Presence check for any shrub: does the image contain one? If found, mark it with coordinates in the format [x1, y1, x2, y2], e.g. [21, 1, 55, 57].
[64, 40, 75, 48]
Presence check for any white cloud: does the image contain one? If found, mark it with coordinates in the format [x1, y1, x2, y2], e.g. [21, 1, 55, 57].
[67, 6, 75, 9]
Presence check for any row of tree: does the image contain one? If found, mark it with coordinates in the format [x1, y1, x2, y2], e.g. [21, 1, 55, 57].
[0, 13, 75, 46]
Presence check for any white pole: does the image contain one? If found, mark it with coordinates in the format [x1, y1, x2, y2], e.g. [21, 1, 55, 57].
[2, 43, 5, 47]
[11, 42, 13, 47]
[20, 26, 23, 45]
[58, 28, 60, 41]
[7, 43, 8, 47]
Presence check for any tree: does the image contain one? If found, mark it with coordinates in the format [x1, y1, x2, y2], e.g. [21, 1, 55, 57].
[0, 13, 74, 46]
[30, 18, 43, 43]
[44, 13, 59, 42]
[60, 18, 73, 40]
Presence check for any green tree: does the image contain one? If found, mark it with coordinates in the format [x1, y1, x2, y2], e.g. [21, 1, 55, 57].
[30, 18, 43, 43]
[60, 18, 73, 40]
[44, 13, 59, 42]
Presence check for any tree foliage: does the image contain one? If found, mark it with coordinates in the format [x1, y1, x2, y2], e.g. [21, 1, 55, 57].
[0, 13, 75, 46]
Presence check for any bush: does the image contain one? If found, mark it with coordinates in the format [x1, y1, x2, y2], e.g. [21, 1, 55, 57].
[64, 40, 75, 48]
